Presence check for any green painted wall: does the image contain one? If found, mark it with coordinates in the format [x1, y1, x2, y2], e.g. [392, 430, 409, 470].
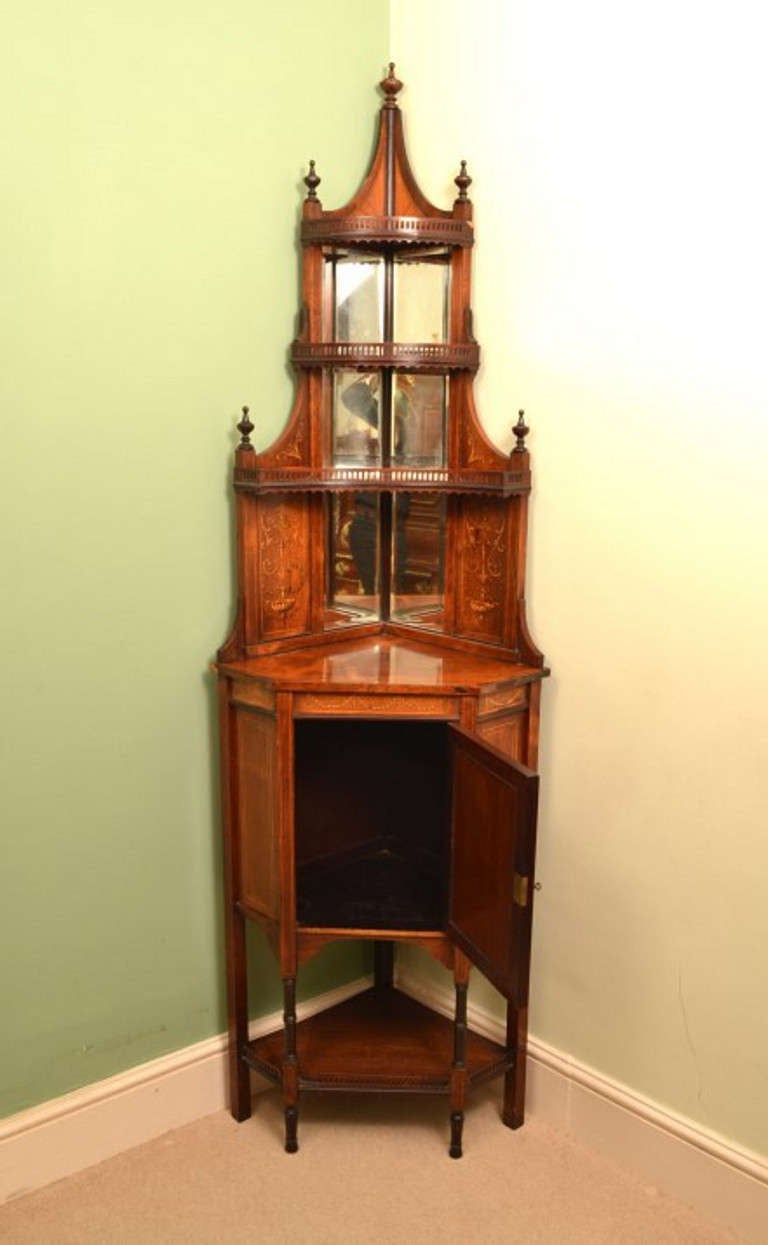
[0, 1, 387, 1117]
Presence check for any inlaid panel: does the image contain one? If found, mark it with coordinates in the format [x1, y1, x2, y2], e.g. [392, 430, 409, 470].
[477, 686, 528, 717]
[293, 692, 458, 718]
[455, 496, 509, 644]
[476, 712, 526, 763]
[257, 496, 311, 640]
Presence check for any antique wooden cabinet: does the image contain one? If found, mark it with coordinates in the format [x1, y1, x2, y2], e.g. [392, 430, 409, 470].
[215, 66, 547, 1158]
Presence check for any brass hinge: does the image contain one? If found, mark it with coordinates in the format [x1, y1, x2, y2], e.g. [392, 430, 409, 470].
[512, 873, 529, 907]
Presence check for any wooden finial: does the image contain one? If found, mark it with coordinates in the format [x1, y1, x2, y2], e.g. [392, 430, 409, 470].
[304, 159, 320, 200]
[380, 62, 403, 107]
[513, 410, 530, 454]
[237, 405, 254, 451]
[454, 160, 472, 201]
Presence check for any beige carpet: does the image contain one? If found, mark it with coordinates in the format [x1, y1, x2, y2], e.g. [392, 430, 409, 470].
[0, 1087, 742, 1244]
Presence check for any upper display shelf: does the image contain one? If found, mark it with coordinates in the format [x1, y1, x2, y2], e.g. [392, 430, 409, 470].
[301, 214, 473, 250]
[230, 65, 529, 499]
[290, 341, 479, 373]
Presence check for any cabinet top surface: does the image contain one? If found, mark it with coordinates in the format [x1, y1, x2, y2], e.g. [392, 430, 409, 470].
[217, 636, 545, 694]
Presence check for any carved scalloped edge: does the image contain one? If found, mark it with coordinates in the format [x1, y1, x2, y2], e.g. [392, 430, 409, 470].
[233, 467, 529, 497]
[290, 341, 479, 372]
[301, 215, 473, 248]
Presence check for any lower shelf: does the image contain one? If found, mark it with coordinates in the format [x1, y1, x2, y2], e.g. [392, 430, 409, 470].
[242, 986, 510, 1093]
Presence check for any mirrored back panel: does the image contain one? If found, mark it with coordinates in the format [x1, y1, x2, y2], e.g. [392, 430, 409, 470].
[325, 493, 382, 627]
[393, 250, 450, 344]
[391, 374, 448, 468]
[325, 252, 384, 342]
[332, 371, 382, 466]
[391, 492, 446, 632]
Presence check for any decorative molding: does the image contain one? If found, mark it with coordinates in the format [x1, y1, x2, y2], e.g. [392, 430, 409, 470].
[234, 464, 528, 497]
[0, 976, 371, 1205]
[293, 693, 458, 718]
[301, 215, 473, 248]
[290, 341, 479, 373]
[395, 967, 768, 1245]
[477, 686, 528, 718]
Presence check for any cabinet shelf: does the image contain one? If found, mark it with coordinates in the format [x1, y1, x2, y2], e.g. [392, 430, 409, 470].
[297, 840, 444, 931]
[290, 341, 480, 373]
[301, 214, 473, 249]
[233, 464, 529, 496]
[242, 987, 510, 1092]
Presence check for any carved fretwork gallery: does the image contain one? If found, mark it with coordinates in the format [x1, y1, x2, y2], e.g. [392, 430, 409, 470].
[215, 66, 548, 1158]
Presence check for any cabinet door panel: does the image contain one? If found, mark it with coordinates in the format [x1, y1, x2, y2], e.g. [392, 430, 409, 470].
[447, 725, 538, 1003]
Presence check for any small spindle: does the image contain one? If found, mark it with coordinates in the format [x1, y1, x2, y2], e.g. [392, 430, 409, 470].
[304, 159, 320, 200]
[454, 160, 472, 201]
[237, 405, 254, 451]
[513, 409, 530, 454]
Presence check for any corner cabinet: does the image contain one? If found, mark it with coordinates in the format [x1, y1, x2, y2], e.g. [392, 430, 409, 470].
[215, 65, 548, 1158]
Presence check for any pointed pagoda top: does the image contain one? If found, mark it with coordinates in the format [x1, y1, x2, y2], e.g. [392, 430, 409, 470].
[299, 63, 473, 246]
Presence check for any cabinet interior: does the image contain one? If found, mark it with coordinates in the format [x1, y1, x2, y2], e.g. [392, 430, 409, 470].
[295, 718, 449, 930]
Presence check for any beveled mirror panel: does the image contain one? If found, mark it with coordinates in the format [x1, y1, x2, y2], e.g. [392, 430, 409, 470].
[391, 374, 448, 467]
[325, 492, 381, 626]
[390, 492, 446, 632]
[332, 371, 382, 466]
[325, 252, 384, 342]
[393, 251, 450, 344]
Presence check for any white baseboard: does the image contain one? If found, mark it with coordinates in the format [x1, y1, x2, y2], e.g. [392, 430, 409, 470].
[3, 969, 766, 1245]
[0, 975, 371, 1205]
[395, 967, 768, 1245]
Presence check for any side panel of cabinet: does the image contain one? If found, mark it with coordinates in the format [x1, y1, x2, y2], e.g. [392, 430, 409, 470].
[235, 708, 280, 921]
[447, 726, 539, 1004]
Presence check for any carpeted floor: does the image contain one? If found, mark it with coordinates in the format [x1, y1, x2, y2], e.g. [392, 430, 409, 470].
[0, 1086, 743, 1243]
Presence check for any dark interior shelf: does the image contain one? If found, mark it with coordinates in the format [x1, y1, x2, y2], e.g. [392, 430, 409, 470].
[297, 841, 444, 930]
[242, 987, 510, 1092]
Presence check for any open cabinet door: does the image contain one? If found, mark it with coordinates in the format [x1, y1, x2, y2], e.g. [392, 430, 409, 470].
[447, 725, 539, 1004]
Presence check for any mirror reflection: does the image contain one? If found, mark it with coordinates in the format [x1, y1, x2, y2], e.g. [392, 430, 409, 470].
[393, 252, 450, 344]
[391, 374, 447, 467]
[326, 253, 383, 342]
[332, 371, 382, 466]
[390, 492, 446, 631]
[325, 493, 382, 626]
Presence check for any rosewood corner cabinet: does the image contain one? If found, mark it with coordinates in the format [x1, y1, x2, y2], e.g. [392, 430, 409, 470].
[215, 65, 548, 1158]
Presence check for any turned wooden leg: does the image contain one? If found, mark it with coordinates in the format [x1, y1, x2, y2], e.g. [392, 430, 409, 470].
[218, 683, 251, 1122]
[226, 906, 252, 1122]
[502, 1001, 527, 1129]
[283, 977, 299, 1153]
[449, 951, 470, 1158]
[373, 940, 394, 989]
[449, 1111, 464, 1159]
